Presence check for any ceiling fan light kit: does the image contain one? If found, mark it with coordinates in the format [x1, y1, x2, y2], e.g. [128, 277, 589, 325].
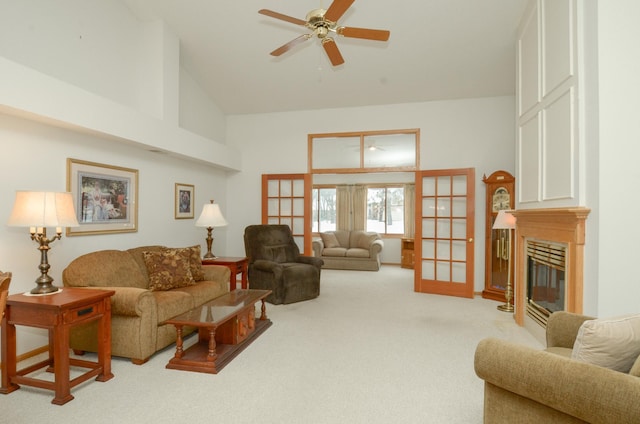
[259, 0, 390, 67]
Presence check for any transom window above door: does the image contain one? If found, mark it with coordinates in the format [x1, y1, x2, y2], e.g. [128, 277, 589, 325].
[309, 129, 419, 173]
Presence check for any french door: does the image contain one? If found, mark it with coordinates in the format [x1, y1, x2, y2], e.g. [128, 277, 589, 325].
[261, 174, 312, 255]
[415, 169, 475, 298]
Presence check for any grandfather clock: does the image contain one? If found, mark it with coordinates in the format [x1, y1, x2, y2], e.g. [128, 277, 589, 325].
[482, 171, 515, 301]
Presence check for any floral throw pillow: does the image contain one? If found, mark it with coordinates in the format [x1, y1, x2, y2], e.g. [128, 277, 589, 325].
[143, 248, 195, 291]
[179, 245, 205, 281]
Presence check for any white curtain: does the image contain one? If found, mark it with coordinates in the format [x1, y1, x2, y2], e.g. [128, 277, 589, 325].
[336, 185, 351, 231]
[352, 185, 366, 231]
[404, 183, 415, 238]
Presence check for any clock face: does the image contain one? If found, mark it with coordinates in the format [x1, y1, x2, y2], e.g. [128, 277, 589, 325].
[492, 187, 510, 212]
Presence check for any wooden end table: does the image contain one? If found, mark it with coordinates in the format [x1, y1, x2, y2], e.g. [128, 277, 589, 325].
[164, 289, 271, 374]
[202, 257, 248, 290]
[1, 287, 115, 405]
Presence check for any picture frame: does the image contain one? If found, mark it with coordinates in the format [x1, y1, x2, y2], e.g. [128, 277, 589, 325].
[66, 158, 138, 236]
[175, 183, 195, 219]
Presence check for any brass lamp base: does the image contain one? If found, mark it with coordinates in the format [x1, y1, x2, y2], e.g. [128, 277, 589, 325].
[31, 260, 60, 294]
[30, 228, 62, 295]
[497, 280, 514, 313]
[31, 282, 59, 295]
[497, 302, 514, 312]
[202, 226, 218, 259]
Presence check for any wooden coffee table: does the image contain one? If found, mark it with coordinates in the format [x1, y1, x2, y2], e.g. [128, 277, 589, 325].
[164, 289, 272, 374]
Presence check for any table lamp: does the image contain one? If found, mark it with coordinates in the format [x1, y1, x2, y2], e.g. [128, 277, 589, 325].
[493, 209, 516, 312]
[195, 199, 228, 259]
[7, 191, 79, 294]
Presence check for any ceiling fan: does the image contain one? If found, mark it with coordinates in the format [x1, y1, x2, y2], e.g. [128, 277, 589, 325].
[351, 141, 386, 152]
[367, 143, 385, 151]
[258, 0, 390, 66]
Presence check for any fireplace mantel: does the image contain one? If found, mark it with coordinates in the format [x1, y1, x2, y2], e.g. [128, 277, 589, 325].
[511, 207, 590, 326]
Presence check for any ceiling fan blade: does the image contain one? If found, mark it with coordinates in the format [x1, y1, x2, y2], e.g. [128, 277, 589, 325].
[324, 0, 355, 23]
[338, 26, 390, 42]
[270, 34, 311, 56]
[322, 38, 345, 66]
[258, 9, 306, 26]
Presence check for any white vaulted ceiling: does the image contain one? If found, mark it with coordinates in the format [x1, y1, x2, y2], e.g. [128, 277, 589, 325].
[123, 0, 528, 115]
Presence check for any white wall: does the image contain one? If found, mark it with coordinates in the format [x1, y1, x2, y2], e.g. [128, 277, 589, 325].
[0, 1, 517, 305]
[0, 0, 147, 115]
[0, 0, 236, 170]
[516, 0, 582, 209]
[179, 66, 227, 143]
[225, 96, 517, 293]
[514, 0, 640, 318]
[593, 0, 640, 317]
[0, 0, 233, 355]
[0, 112, 228, 353]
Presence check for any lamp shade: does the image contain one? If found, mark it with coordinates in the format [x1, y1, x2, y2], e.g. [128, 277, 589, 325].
[492, 210, 516, 230]
[7, 191, 79, 228]
[195, 202, 228, 228]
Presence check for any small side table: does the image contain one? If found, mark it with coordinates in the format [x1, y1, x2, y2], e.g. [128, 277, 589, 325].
[1, 287, 115, 405]
[202, 257, 248, 290]
[401, 238, 415, 269]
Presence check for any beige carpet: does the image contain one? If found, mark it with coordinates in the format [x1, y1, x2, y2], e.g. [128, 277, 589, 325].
[0, 266, 542, 423]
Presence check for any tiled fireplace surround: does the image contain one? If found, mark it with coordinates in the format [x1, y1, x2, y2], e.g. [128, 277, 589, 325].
[510, 208, 591, 332]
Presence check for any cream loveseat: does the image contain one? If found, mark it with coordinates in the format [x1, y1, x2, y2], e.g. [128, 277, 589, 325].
[474, 312, 640, 424]
[312, 230, 383, 271]
[62, 245, 230, 364]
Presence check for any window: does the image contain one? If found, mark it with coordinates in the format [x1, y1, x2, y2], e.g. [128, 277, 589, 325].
[367, 187, 404, 235]
[312, 187, 336, 233]
[312, 185, 405, 236]
[309, 129, 419, 173]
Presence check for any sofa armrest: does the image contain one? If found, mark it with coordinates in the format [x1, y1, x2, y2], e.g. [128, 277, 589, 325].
[546, 311, 595, 348]
[369, 239, 384, 256]
[202, 264, 231, 285]
[312, 238, 323, 257]
[75, 286, 154, 317]
[474, 338, 640, 424]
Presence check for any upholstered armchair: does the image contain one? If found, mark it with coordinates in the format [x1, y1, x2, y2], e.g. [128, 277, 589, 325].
[0, 271, 11, 319]
[244, 225, 323, 304]
[474, 312, 640, 423]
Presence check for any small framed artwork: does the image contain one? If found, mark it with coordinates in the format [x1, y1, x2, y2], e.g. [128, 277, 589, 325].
[175, 183, 195, 219]
[66, 158, 138, 236]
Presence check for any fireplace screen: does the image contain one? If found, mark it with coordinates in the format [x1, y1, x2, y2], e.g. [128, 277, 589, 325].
[526, 240, 566, 326]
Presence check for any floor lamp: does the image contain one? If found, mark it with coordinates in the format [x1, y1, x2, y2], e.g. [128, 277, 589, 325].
[493, 210, 516, 312]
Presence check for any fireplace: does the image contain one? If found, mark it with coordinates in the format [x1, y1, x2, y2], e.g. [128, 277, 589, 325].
[510, 208, 590, 328]
[526, 240, 567, 326]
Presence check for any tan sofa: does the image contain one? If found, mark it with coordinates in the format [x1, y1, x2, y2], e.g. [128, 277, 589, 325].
[474, 312, 640, 423]
[312, 230, 384, 271]
[62, 245, 230, 364]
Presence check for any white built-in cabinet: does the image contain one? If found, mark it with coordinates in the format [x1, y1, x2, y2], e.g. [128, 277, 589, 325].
[516, 0, 582, 208]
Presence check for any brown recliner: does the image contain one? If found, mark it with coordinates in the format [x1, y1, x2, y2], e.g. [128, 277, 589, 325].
[244, 225, 323, 304]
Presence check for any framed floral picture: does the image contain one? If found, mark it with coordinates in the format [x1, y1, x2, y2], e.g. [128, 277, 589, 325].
[66, 158, 138, 236]
[175, 183, 195, 219]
